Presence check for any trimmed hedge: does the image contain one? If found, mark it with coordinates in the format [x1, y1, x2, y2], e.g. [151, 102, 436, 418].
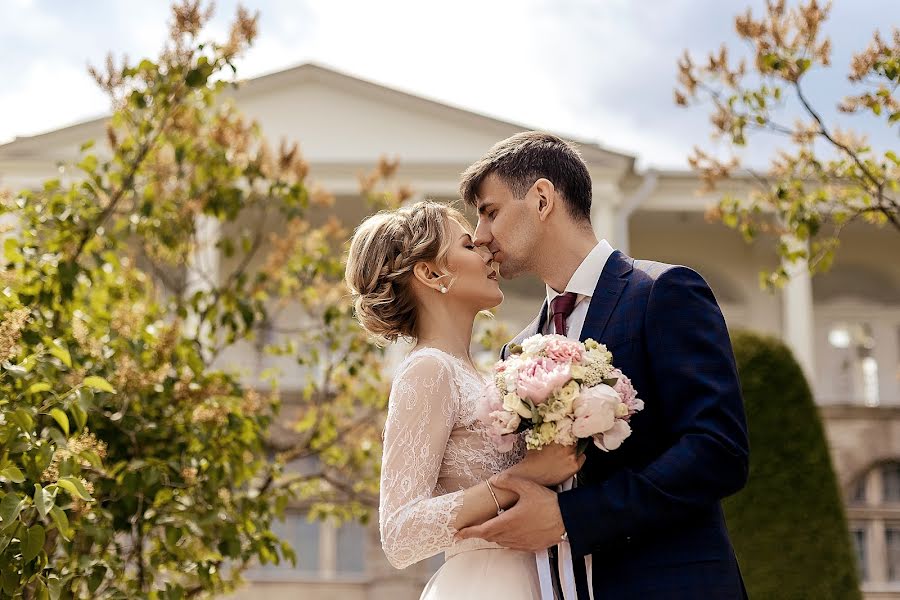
[724, 330, 861, 599]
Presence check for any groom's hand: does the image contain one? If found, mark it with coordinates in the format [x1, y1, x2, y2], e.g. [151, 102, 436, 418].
[455, 473, 565, 552]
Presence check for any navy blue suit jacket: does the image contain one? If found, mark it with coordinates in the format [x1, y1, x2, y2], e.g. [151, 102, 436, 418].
[502, 251, 750, 599]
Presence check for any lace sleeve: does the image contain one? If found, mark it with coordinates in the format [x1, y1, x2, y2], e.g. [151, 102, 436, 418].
[379, 353, 464, 569]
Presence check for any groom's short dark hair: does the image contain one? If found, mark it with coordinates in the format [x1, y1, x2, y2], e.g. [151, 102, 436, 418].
[459, 131, 592, 222]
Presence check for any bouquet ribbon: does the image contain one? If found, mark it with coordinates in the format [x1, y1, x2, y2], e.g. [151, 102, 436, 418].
[534, 476, 594, 600]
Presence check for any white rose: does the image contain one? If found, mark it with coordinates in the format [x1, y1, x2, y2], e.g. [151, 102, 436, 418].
[503, 393, 533, 419]
[554, 380, 580, 403]
[521, 334, 545, 355]
[554, 417, 577, 446]
[540, 399, 570, 422]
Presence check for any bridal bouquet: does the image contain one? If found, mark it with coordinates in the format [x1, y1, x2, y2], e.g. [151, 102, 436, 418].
[478, 334, 643, 454]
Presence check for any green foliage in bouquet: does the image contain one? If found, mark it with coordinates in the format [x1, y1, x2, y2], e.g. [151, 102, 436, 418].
[724, 330, 860, 599]
[0, 2, 401, 597]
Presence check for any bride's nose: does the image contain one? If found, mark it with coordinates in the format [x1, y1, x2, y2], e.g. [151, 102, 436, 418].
[477, 247, 492, 263]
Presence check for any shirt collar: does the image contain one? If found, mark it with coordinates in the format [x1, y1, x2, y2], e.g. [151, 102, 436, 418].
[545, 239, 615, 306]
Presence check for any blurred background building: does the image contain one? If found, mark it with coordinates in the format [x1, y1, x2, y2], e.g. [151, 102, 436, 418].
[1, 63, 897, 598]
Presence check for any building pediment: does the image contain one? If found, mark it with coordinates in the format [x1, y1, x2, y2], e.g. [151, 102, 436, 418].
[0, 63, 634, 176]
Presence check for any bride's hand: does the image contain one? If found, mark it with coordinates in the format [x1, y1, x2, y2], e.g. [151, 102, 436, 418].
[508, 442, 586, 487]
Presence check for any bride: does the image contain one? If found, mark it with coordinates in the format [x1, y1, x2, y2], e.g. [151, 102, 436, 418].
[344, 200, 582, 599]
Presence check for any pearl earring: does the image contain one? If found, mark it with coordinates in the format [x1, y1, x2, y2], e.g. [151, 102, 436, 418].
[440, 286, 448, 294]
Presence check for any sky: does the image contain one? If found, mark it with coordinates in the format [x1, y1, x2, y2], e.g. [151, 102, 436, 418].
[1, 0, 896, 170]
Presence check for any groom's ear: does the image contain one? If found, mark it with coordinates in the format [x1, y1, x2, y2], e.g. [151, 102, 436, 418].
[533, 178, 556, 222]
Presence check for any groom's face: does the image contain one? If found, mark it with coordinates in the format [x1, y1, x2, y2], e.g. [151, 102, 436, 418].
[473, 174, 538, 279]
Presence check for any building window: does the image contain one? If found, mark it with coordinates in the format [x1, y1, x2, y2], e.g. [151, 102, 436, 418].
[335, 520, 367, 574]
[847, 462, 900, 590]
[884, 464, 900, 504]
[851, 524, 869, 582]
[851, 476, 867, 505]
[888, 524, 900, 582]
[827, 322, 880, 406]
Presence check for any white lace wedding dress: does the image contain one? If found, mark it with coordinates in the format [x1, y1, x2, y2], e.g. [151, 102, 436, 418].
[379, 347, 543, 599]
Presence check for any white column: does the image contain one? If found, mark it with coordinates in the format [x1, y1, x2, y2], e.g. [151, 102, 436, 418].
[873, 316, 898, 406]
[780, 235, 816, 384]
[184, 213, 220, 353]
[614, 170, 658, 255]
[590, 181, 618, 245]
[320, 521, 337, 579]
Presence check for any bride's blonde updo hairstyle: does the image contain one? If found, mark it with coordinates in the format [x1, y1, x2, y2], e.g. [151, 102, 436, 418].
[345, 200, 472, 344]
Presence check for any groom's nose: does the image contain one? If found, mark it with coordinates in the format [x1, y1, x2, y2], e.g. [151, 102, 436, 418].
[473, 220, 491, 247]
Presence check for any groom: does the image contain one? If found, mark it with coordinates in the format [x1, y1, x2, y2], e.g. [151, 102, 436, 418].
[456, 132, 749, 599]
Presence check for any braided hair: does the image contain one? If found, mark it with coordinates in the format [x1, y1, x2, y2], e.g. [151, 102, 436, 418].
[344, 201, 471, 344]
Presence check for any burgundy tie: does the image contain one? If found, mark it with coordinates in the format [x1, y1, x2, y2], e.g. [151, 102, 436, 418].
[550, 292, 578, 336]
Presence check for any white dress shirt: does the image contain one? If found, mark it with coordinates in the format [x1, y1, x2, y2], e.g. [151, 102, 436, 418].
[542, 239, 615, 340]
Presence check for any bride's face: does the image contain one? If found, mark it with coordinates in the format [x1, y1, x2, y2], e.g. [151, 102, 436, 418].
[441, 218, 503, 310]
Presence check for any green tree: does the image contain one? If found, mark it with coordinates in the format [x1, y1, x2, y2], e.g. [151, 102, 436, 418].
[725, 330, 860, 599]
[0, 2, 398, 597]
[676, 0, 899, 288]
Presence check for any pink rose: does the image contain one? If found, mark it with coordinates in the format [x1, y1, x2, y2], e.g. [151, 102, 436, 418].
[542, 336, 584, 364]
[593, 419, 632, 452]
[490, 409, 521, 435]
[571, 384, 620, 438]
[489, 430, 517, 453]
[610, 369, 643, 420]
[475, 384, 503, 425]
[516, 357, 572, 405]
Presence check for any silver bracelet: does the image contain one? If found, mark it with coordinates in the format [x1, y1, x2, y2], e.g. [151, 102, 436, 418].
[485, 478, 504, 516]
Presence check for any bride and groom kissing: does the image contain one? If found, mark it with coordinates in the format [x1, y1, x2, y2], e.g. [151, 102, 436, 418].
[344, 132, 750, 599]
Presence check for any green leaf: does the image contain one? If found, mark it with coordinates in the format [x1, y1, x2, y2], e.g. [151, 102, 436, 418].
[11, 407, 34, 433]
[49, 506, 71, 541]
[1, 567, 18, 595]
[0, 492, 24, 528]
[185, 68, 207, 87]
[22, 524, 45, 562]
[78, 154, 98, 174]
[49, 408, 69, 436]
[26, 382, 52, 395]
[57, 476, 93, 501]
[47, 574, 62, 600]
[70, 402, 87, 432]
[33, 484, 55, 520]
[35, 582, 50, 600]
[48, 341, 71, 369]
[576, 437, 592, 457]
[0, 466, 25, 484]
[88, 565, 107, 593]
[889, 111, 900, 125]
[82, 376, 116, 394]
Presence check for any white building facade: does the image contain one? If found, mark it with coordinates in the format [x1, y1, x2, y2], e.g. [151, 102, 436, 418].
[1, 63, 898, 599]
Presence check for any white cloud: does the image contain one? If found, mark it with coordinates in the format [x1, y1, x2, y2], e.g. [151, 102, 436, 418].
[2, 0, 895, 172]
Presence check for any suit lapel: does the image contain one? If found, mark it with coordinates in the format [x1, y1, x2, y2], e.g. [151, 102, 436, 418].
[580, 250, 633, 343]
